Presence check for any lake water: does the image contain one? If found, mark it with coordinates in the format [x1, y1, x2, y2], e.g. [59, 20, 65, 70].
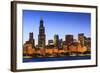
[23, 56, 91, 62]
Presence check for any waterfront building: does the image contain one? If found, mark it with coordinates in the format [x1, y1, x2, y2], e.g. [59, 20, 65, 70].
[84, 37, 91, 51]
[48, 40, 53, 46]
[78, 33, 85, 46]
[59, 39, 63, 49]
[54, 34, 59, 48]
[65, 35, 73, 45]
[29, 32, 35, 48]
[38, 18, 46, 48]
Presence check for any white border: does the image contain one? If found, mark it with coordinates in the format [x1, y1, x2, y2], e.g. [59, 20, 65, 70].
[17, 3, 96, 69]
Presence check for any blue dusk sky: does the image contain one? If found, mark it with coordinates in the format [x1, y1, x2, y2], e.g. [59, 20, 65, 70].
[23, 10, 91, 45]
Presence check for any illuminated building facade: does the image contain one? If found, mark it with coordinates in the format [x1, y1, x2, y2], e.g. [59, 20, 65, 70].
[65, 35, 73, 45]
[48, 40, 53, 46]
[78, 33, 85, 46]
[54, 34, 59, 48]
[38, 18, 46, 48]
[29, 32, 35, 48]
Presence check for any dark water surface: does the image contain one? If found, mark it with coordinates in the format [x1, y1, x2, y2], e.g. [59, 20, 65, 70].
[23, 56, 91, 62]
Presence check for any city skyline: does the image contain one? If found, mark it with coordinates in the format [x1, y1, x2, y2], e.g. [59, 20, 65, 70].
[23, 10, 91, 45]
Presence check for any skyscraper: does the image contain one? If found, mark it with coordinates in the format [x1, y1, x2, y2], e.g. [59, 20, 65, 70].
[78, 33, 85, 46]
[54, 34, 59, 48]
[48, 40, 53, 46]
[59, 39, 63, 49]
[84, 37, 91, 51]
[29, 32, 35, 48]
[38, 18, 46, 48]
[65, 35, 73, 45]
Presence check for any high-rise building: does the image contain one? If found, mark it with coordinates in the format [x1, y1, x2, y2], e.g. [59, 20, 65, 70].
[48, 40, 53, 46]
[29, 32, 35, 48]
[59, 39, 63, 49]
[84, 37, 91, 51]
[86, 37, 91, 47]
[65, 35, 73, 45]
[54, 34, 59, 48]
[38, 18, 46, 48]
[78, 33, 85, 46]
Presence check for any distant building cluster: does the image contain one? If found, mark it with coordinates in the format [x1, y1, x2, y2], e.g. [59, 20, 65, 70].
[23, 18, 91, 57]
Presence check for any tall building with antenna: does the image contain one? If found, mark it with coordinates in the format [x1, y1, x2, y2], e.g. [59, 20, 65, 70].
[38, 18, 46, 48]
